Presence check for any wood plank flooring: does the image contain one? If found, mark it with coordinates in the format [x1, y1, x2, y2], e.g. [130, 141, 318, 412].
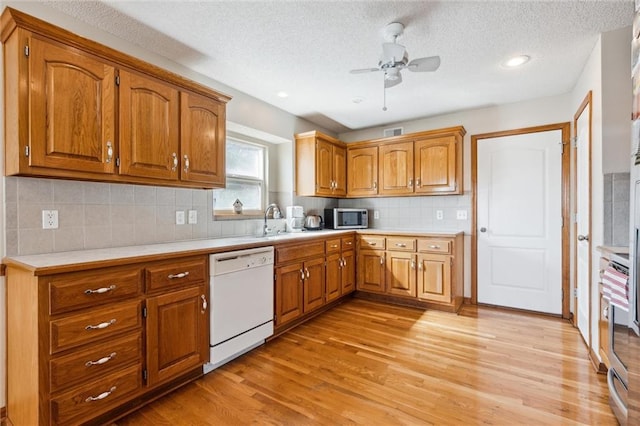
[116, 299, 616, 425]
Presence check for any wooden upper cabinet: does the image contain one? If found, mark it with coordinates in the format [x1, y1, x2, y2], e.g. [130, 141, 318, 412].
[118, 70, 180, 181]
[347, 146, 378, 196]
[415, 136, 459, 194]
[2, 7, 231, 188]
[28, 36, 117, 174]
[180, 91, 226, 186]
[379, 141, 414, 195]
[295, 131, 346, 197]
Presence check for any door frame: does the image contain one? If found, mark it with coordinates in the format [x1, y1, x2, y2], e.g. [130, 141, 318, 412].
[471, 122, 571, 319]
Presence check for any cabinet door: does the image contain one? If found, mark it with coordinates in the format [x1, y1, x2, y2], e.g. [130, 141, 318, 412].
[415, 136, 457, 194]
[357, 250, 386, 293]
[325, 253, 342, 303]
[275, 263, 304, 326]
[30, 36, 116, 174]
[417, 254, 452, 303]
[119, 70, 180, 180]
[315, 139, 335, 196]
[386, 252, 417, 297]
[341, 250, 356, 294]
[303, 257, 325, 313]
[333, 144, 347, 196]
[379, 142, 414, 195]
[180, 91, 226, 186]
[146, 286, 208, 385]
[347, 146, 378, 196]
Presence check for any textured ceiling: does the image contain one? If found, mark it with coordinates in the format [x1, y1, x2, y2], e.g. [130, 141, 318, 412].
[39, 0, 633, 133]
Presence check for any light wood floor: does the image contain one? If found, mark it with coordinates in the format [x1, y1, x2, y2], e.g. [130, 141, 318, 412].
[116, 299, 616, 425]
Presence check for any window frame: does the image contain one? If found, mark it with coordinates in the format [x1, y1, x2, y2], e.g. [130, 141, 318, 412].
[214, 136, 268, 218]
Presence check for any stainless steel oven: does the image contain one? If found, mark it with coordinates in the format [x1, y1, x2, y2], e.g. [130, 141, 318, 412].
[607, 254, 630, 424]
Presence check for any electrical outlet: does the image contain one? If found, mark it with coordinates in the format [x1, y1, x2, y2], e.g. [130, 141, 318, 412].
[42, 210, 59, 229]
[374, 210, 380, 219]
[188, 210, 197, 224]
[456, 210, 468, 220]
[176, 210, 185, 225]
[436, 210, 444, 220]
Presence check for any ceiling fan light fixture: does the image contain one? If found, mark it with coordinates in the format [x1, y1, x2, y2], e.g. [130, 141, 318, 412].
[276, 91, 289, 98]
[503, 55, 530, 68]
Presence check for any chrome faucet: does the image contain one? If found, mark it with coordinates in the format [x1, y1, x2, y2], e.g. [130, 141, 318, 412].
[264, 203, 281, 236]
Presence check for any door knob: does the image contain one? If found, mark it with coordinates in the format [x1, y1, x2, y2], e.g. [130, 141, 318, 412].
[577, 234, 589, 241]
[480, 227, 487, 233]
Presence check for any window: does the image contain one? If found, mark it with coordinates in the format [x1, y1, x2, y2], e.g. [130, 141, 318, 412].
[214, 137, 267, 214]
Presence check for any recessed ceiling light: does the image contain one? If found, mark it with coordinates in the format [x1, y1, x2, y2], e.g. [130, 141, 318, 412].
[503, 55, 530, 68]
[352, 96, 365, 104]
[276, 91, 289, 98]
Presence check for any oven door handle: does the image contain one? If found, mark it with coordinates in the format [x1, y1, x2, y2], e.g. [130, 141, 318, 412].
[607, 369, 628, 420]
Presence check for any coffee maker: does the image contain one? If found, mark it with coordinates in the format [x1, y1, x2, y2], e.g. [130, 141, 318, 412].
[286, 206, 304, 232]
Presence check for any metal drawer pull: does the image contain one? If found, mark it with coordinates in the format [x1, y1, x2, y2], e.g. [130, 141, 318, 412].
[84, 285, 116, 295]
[184, 155, 190, 172]
[300, 269, 305, 281]
[429, 245, 440, 249]
[85, 386, 116, 402]
[85, 319, 116, 330]
[168, 271, 190, 279]
[171, 153, 178, 171]
[380, 256, 385, 265]
[331, 244, 338, 248]
[342, 258, 347, 267]
[106, 141, 113, 163]
[85, 352, 116, 367]
[201, 294, 208, 311]
[395, 243, 407, 247]
[368, 241, 377, 246]
[411, 260, 416, 269]
[305, 268, 310, 278]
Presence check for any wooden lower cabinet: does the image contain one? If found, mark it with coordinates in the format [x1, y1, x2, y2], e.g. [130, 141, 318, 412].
[6, 255, 209, 426]
[357, 232, 463, 312]
[274, 233, 355, 332]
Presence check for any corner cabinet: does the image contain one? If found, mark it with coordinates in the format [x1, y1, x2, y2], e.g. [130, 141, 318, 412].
[356, 232, 464, 312]
[295, 131, 347, 197]
[347, 126, 466, 197]
[1, 7, 230, 189]
[5, 255, 209, 426]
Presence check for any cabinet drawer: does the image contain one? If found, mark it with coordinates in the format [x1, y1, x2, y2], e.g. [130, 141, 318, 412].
[145, 256, 207, 293]
[326, 238, 342, 254]
[341, 236, 355, 251]
[48, 266, 143, 315]
[50, 363, 143, 426]
[50, 331, 142, 392]
[276, 240, 325, 264]
[50, 300, 142, 353]
[360, 236, 386, 250]
[387, 237, 416, 252]
[417, 239, 451, 254]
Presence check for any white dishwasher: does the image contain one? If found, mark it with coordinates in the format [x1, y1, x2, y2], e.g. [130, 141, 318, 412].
[204, 246, 274, 374]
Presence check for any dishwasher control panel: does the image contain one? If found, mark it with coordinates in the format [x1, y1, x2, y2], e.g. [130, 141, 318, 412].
[210, 247, 274, 276]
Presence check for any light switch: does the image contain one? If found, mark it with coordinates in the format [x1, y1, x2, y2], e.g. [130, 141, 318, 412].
[176, 210, 185, 225]
[456, 210, 468, 220]
[436, 210, 444, 220]
[188, 210, 197, 224]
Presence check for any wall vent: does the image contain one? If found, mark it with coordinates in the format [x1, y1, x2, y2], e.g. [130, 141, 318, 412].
[383, 127, 403, 137]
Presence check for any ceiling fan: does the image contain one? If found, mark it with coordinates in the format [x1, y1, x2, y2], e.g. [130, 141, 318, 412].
[350, 22, 440, 110]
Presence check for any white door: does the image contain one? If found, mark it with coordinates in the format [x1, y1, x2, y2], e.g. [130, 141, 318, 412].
[575, 99, 591, 344]
[477, 130, 563, 314]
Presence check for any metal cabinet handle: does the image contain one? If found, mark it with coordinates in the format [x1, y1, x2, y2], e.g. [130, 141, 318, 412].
[577, 234, 589, 241]
[305, 268, 310, 278]
[85, 386, 116, 402]
[106, 141, 113, 163]
[342, 258, 346, 268]
[345, 241, 353, 246]
[168, 271, 190, 279]
[408, 179, 413, 188]
[85, 319, 116, 330]
[171, 153, 178, 171]
[184, 155, 190, 172]
[84, 285, 116, 295]
[411, 260, 416, 270]
[416, 178, 421, 188]
[429, 245, 440, 249]
[331, 244, 338, 248]
[380, 256, 385, 265]
[418, 262, 422, 271]
[85, 352, 116, 367]
[395, 243, 407, 248]
[300, 269, 305, 281]
[201, 294, 208, 312]
[373, 181, 377, 190]
[367, 241, 377, 246]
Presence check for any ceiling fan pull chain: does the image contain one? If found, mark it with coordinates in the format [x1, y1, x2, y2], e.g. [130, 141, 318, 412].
[382, 78, 387, 111]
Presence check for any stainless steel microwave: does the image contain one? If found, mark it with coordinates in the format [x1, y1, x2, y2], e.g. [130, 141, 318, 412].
[324, 208, 368, 229]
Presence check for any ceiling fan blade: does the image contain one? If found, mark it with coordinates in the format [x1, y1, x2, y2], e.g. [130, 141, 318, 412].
[350, 67, 381, 74]
[381, 42, 406, 63]
[407, 55, 441, 72]
[384, 71, 402, 88]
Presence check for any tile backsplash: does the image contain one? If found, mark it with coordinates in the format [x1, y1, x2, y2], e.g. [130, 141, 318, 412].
[5, 177, 470, 256]
[603, 172, 630, 247]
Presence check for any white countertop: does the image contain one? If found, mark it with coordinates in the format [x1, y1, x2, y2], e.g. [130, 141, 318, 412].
[4, 228, 465, 274]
